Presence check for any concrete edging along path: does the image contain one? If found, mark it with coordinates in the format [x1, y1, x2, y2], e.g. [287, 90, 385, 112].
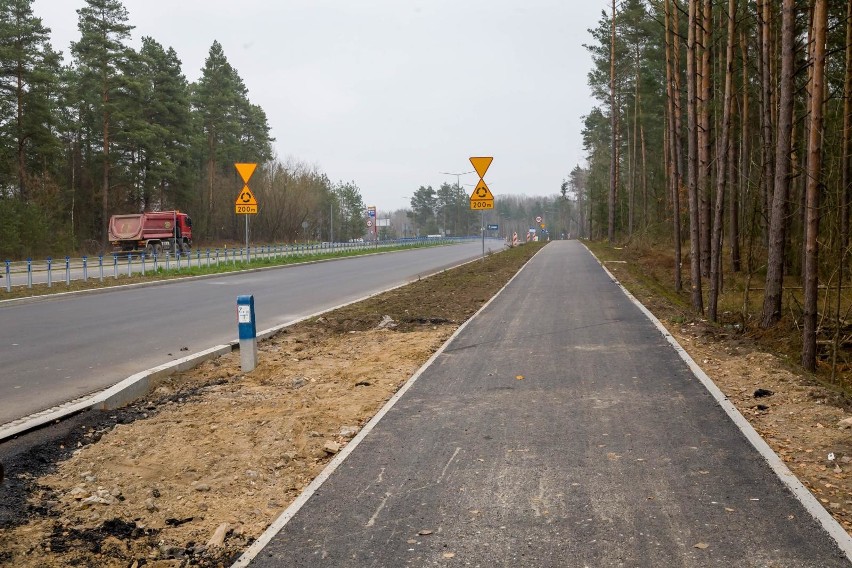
[585, 242, 852, 559]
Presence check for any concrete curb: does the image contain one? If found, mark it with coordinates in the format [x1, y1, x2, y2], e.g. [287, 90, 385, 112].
[583, 242, 852, 562]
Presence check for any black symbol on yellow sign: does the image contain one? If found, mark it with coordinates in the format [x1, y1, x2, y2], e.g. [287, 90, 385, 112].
[236, 185, 258, 206]
[470, 179, 494, 201]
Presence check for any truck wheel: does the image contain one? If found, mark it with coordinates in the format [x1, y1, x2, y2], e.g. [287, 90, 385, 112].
[181, 241, 191, 254]
[153, 243, 163, 257]
[145, 243, 154, 258]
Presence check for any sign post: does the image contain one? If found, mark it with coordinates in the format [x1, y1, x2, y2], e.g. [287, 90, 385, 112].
[469, 157, 494, 258]
[237, 295, 257, 372]
[235, 163, 259, 263]
[367, 206, 377, 248]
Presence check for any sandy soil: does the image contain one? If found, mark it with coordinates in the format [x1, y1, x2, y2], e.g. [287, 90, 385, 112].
[2, 241, 852, 567]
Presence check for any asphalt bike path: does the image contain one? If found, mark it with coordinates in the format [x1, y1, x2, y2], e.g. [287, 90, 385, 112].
[238, 240, 851, 567]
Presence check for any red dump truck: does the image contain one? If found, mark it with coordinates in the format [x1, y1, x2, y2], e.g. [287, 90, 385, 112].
[108, 211, 193, 255]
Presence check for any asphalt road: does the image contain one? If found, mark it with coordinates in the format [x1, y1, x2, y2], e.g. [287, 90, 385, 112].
[245, 240, 850, 567]
[0, 241, 493, 426]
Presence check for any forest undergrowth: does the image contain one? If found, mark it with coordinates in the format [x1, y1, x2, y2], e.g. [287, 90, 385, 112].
[586, 238, 852, 399]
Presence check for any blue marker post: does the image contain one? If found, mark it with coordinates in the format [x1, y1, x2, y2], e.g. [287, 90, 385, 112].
[237, 295, 257, 372]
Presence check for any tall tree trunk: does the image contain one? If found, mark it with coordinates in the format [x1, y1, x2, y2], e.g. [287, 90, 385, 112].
[699, 0, 712, 278]
[842, 0, 852, 281]
[641, 123, 648, 228]
[802, 0, 828, 372]
[761, 0, 797, 328]
[759, 0, 774, 245]
[801, 8, 815, 284]
[101, 88, 110, 247]
[630, 42, 641, 237]
[16, 60, 27, 202]
[709, 0, 736, 322]
[609, 0, 618, 244]
[207, 129, 216, 240]
[687, 0, 704, 313]
[665, 0, 683, 292]
[734, 29, 748, 274]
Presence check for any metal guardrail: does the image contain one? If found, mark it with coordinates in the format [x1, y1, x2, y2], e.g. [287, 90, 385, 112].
[2, 237, 477, 292]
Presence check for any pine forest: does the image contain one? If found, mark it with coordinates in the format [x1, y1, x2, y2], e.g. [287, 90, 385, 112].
[579, 0, 852, 375]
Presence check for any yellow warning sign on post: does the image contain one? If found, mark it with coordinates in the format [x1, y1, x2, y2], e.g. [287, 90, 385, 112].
[470, 180, 494, 209]
[235, 186, 258, 214]
[471, 179, 494, 200]
[234, 163, 259, 214]
[469, 157, 493, 179]
[235, 163, 257, 184]
[469, 156, 494, 210]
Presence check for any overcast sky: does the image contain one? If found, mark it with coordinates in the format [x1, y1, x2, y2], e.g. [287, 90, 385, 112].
[33, 0, 604, 212]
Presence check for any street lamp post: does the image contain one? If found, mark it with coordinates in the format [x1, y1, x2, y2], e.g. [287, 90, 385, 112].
[440, 170, 474, 236]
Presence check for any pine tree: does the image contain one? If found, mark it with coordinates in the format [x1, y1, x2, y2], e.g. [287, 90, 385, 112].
[0, 0, 53, 200]
[70, 0, 134, 244]
[131, 37, 193, 210]
[192, 40, 272, 238]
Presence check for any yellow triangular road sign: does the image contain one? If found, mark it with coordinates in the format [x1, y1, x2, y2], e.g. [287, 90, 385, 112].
[470, 179, 494, 200]
[235, 163, 257, 184]
[236, 185, 258, 206]
[469, 156, 493, 179]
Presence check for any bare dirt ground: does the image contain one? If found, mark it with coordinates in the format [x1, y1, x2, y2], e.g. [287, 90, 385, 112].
[2, 240, 852, 567]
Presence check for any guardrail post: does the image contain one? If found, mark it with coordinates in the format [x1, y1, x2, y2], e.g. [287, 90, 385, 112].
[126, 254, 132, 277]
[237, 294, 258, 373]
[4, 260, 10, 292]
[47, 257, 52, 287]
[215, 248, 220, 267]
[165, 251, 170, 271]
[112, 254, 118, 279]
[206, 249, 211, 268]
[82, 256, 88, 281]
[98, 255, 104, 282]
[176, 251, 182, 270]
[197, 249, 202, 267]
[141, 252, 146, 276]
[153, 252, 158, 272]
[26, 258, 32, 288]
[66, 256, 72, 285]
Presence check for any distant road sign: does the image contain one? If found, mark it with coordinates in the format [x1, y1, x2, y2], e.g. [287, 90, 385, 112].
[234, 163, 259, 215]
[236, 186, 258, 206]
[536, 216, 542, 223]
[487, 224, 498, 230]
[469, 179, 494, 210]
[235, 186, 258, 214]
[469, 156, 493, 179]
[235, 163, 257, 184]
[366, 219, 373, 228]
